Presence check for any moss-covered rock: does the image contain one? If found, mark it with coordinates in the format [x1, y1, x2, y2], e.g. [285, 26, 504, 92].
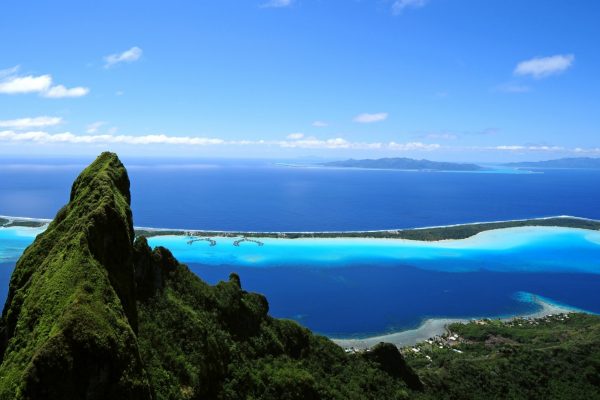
[0, 152, 151, 399]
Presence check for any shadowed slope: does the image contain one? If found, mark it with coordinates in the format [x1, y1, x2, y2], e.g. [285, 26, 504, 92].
[133, 238, 418, 399]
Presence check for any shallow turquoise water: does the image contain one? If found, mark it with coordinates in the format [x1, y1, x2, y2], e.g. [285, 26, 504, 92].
[146, 227, 600, 274]
[0, 226, 45, 263]
[2, 225, 600, 337]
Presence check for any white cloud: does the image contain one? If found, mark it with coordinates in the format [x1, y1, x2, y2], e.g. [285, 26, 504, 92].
[282, 137, 347, 148]
[425, 133, 457, 140]
[0, 69, 89, 98]
[312, 121, 329, 127]
[574, 147, 600, 154]
[0, 65, 20, 79]
[0, 130, 227, 146]
[104, 46, 143, 68]
[0, 74, 52, 94]
[493, 145, 565, 152]
[514, 54, 574, 79]
[0, 130, 443, 152]
[388, 141, 440, 151]
[0, 116, 62, 130]
[495, 145, 525, 151]
[86, 121, 106, 134]
[277, 136, 389, 150]
[278, 138, 444, 151]
[42, 85, 89, 98]
[6, 129, 595, 155]
[392, 0, 428, 15]
[260, 0, 293, 8]
[354, 112, 388, 123]
[286, 132, 304, 140]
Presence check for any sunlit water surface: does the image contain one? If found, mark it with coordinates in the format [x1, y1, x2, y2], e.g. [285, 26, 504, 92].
[1, 225, 599, 338]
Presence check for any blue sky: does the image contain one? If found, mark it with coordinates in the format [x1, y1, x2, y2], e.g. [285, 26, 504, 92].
[1, 0, 598, 161]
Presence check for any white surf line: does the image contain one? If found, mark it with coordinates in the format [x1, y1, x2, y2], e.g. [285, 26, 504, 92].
[0, 215, 52, 223]
[332, 297, 579, 350]
[2, 215, 599, 235]
[135, 215, 599, 235]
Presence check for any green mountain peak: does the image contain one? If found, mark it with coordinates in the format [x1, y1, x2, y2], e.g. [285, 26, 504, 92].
[0, 152, 150, 398]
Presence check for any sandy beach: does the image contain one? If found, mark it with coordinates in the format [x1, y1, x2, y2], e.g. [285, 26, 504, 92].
[333, 295, 579, 350]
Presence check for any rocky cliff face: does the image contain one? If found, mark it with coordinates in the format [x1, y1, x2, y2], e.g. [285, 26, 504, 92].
[0, 152, 418, 400]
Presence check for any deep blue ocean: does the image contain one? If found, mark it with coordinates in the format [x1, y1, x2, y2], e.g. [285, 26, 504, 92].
[1, 157, 600, 231]
[1, 157, 600, 338]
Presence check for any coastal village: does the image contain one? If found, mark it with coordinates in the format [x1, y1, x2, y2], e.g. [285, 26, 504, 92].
[343, 313, 574, 361]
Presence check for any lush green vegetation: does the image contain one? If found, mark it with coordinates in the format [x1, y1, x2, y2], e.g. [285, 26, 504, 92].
[406, 313, 600, 399]
[0, 152, 150, 399]
[392, 217, 600, 241]
[136, 216, 600, 241]
[0, 218, 7, 227]
[134, 238, 415, 399]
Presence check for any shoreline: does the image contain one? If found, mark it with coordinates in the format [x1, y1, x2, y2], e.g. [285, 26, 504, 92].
[3, 214, 599, 240]
[2, 215, 598, 350]
[136, 214, 600, 234]
[332, 294, 582, 350]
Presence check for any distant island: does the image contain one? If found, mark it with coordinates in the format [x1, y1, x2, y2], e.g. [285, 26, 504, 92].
[323, 157, 485, 172]
[506, 157, 600, 169]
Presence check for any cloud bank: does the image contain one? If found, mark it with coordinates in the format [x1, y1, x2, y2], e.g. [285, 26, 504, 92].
[0, 117, 62, 129]
[1, 130, 597, 155]
[0, 130, 441, 151]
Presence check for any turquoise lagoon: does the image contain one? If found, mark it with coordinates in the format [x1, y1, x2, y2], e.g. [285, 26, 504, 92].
[147, 227, 600, 274]
[1, 225, 600, 338]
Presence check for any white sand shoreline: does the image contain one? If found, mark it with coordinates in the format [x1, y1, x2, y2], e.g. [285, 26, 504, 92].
[128, 215, 600, 235]
[332, 296, 581, 350]
[2, 214, 597, 236]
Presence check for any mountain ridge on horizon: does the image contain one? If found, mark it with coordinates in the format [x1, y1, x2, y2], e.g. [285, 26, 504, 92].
[505, 157, 600, 169]
[322, 157, 485, 172]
